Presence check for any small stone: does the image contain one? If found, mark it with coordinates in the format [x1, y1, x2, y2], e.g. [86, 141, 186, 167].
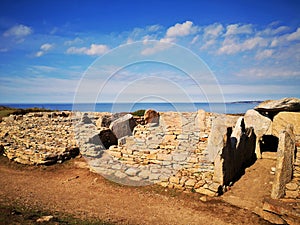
[125, 167, 140, 176]
[285, 182, 299, 191]
[194, 180, 206, 189]
[195, 187, 216, 197]
[114, 171, 127, 179]
[173, 153, 187, 162]
[199, 196, 208, 202]
[177, 134, 189, 140]
[169, 176, 180, 184]
[36, 215, 54, 223]
[285, 190, 299, 198]
[138, 170, 150, 179]
[149, 173, 160, 181]
[185, 179, 197, 187]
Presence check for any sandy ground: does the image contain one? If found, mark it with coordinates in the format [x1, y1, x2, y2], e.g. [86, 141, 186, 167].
[0, 156, 272, 225]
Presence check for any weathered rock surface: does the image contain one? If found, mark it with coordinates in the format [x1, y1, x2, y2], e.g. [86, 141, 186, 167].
[244, 109, 272, 137]
[214, 123, 256, 186]
[244, 109, 272, 158]
[255, 97, 300, 113]
[109, 114, 136, 139]
[271, 125, 295, 199]
[96, 112, 112, 128]
[273, 112, 300, 144]
[98, 129, 118, 149]
[144, 109, 159, 124]
[206, 117, 227, 163]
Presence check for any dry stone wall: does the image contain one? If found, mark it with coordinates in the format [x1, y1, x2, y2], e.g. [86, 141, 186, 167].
[85, 111, 236, 196]
[0, 112, 79, 165]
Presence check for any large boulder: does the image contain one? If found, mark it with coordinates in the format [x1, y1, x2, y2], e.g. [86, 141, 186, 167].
[109, 114, 137, 139]
[144, 109, 159, 124]
[272, 112, 300, 145]
[255, 98, 300, 113]
[244, 109, 272, 137]
[244, 109, 272, 158]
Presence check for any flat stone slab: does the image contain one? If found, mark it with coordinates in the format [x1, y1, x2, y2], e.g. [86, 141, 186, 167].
[255, 97, 300, 112]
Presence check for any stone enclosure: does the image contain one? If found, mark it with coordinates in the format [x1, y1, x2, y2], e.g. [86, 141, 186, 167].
[0, 98, 299, 202]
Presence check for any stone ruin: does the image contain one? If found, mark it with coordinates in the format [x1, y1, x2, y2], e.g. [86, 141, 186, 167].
[0, 98, 299, 202]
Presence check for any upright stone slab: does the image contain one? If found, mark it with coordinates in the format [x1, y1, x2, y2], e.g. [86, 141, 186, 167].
[244, 109, 272, 158]
[196, 109, 206, 132]
[109, 114, 137, 139]
[206, 116, 227, 163]
[271, 125, 295, 199]
[231, 117, 244, 147]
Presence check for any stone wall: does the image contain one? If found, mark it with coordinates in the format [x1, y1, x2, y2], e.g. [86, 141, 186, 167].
[84, 111, 239, 196]
[0, 112, 79, 165]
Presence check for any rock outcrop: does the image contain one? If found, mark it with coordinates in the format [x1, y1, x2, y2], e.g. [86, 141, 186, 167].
[144, 109, 159, 124]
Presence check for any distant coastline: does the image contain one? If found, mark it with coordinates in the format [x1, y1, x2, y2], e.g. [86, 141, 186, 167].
[0, 101, 262, 114]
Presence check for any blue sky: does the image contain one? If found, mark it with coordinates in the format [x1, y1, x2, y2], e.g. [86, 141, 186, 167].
[0, 0, 300, 103]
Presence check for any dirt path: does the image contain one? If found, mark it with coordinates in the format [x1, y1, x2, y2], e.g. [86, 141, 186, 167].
[0, 156, 271, 225]
[222, 158, 276, 215]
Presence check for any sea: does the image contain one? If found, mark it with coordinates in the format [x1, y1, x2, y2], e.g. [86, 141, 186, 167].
[2, 102, 261, 114]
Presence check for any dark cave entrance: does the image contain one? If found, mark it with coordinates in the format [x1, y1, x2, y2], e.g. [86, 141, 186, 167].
[260, 135, 279, 152]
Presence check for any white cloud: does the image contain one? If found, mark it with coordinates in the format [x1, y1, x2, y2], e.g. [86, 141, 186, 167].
[190, 35, 199, 44]
[225, 24, 253, 36]
[236, 67, 300, 78]
[200, 39, 216, 50]
[218, 36, 267, 54]
[255, 49, 274, 60]
[66, 44, 109, 56]
[166, 21, 197, 37]
[3, 24, 33, 37]
[64, 37, 83, 46]
[35, 51, 44, 57]
[141, 41, 170, 55]
[287, 27, 300, 41]
[140, 21, 198, 55]
[35, 43, 53, 57]
[259, 25, 289, 36]
[203, 23, 224, 39]
[41, 43, 53, 51]
[147, 24, 162, 32]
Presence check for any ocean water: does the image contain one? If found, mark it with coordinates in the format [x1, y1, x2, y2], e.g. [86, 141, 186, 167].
[2, 102, 261, 114]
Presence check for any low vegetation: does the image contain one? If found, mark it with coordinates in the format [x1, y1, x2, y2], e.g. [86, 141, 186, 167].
[131, 109, 146, 117]
[0, 105, 54, 120]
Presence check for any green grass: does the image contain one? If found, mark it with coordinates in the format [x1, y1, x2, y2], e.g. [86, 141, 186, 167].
[131, 109, 146, 117]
